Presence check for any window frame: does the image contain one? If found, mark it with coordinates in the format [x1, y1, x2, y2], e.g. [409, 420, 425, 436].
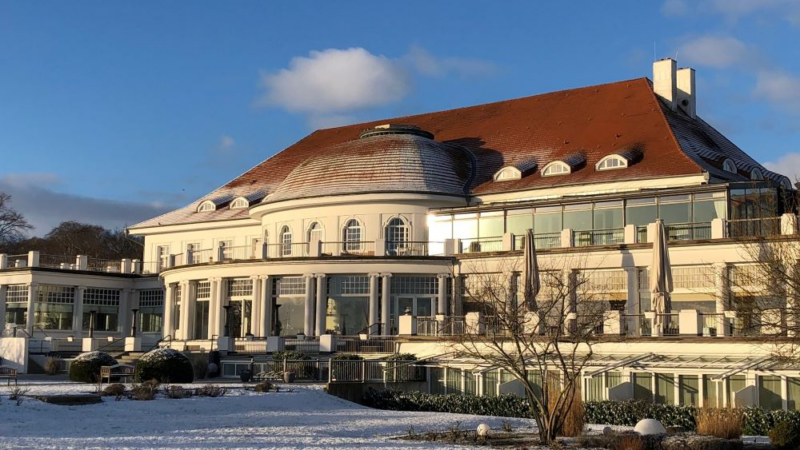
[541, 161, 571, 177]
[229, 197, 249, 209]
[723, 159, 737, 174]
[342, 219, 363, 252]
[595, 155, 628, 171]
[197, 201, 216, 212]
[385, 217, 410, 254]
[280, 226, 292, 256]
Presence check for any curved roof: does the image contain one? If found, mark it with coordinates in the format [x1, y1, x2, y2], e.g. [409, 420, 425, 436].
[263, 133, 473, 204]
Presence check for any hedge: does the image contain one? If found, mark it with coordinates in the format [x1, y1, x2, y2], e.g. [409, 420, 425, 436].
[364, 391, 800, 435]
[134, 348, 194, 383]
[69, 351, 118, 383]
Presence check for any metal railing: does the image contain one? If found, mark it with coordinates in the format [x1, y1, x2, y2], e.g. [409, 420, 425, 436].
[460, 237, 503, 254]
[220, 245, 258, 261]
[727, 217, 782, 238]
[574, 228, 624, 247]
[222, 359, 330, 381]
[659, 313, 680, 336]
[320, 241, 376, 256]
[417, 316, 466, 336]
[336, 337, 396, 354]
[7, 254, 27, 267]
[87, 258, 122, 273]
[700, 313, 723, 336]
[328, 360, 425, 383]
[666, 222, 711, 241]
[636, 226, 648, 243]
[190, 248, 215, 264]
[38, 254, 75, 269]
[391, 241, 434, 257]
[284, 338, 320, 354]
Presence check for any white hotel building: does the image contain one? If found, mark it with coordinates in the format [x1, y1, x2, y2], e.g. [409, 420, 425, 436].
[2, 59, 799, 409]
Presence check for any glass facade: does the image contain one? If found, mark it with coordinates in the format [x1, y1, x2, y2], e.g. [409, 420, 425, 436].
[82, 288, 120, 332]
[139, 289, 164, 333]
[274, 276, 306, 337]
[34, 285, 74, 331]
[326, 276, 369, 335]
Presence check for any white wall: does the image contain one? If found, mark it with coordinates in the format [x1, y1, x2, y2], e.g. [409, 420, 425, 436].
[0, 337, 28, 373]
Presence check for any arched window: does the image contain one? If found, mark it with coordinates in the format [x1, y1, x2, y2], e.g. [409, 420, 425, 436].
[493, 167, 522, 182]
[230, 197, 249, 209]
[723, 159, 737, 174]
[541, 161, 571, 177]
[385, 217, 409, 255]
[750, 168, 764, 180]
[342, 219, 363, 252]
[595, 155, 628, 171]
[307, 222, 324, 243]
[197, 201, 216, 212]
[783, 178, 794, 190]
[280, 226, 292, 256]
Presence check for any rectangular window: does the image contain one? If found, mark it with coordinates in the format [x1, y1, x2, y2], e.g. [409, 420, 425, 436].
[227, 279, 253, 297]
[633, 373, 653, 401]
[139, 289, 164, 333]
[174, 284, 182, 332]
[534, 206, 562, 234]
[789, 378, 800, 411]
[478, 212, 504, 238]
[626, 197, 658, 226]
[506, 209, 533, 235]
[728, 375, 746, 407]
[277, 277, 306, 296]
[703, 375, 721, 408]
[660, 195, 691, 224]
[83, 288, 120, 332]
[34, 285, 75, 331]
[446, 368, 463, 395]
[586, 375, 604, 401]
[391, 276, 439, 296]
[759, 376, 783, 411]
[563, 203, 593, 231]
[679, 375, 699, 406]
[693, 192, 727, 222]
[594, 201, 624, 229]
[194, 299, 210, 340]
[453, 213, 478, 240]
[656, 373, 676, 405]
[483, 369, 499, 398]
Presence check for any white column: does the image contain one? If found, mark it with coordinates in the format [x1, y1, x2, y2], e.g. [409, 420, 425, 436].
[437, 274, 449, 315]
[212, 278, 226, 338]
[315, 274, 327, 336]
[714, 263, 729, 335]
[260, 276, 271, 337]
[0, 285, 7, 329]
[181, 281, 197, 340]
[119, 288, 132, 336]
[381, 273, 392, 335]
[25, 282, 37, 335]
[625, 267, 639, 336]
[368, 273, 380, 334]
[175, 281, 188, 340]
[163, 284, 175, 338]
[303, 275, 315, 336]
[251, 276, 261, 337]
[73, 286, 85, 336]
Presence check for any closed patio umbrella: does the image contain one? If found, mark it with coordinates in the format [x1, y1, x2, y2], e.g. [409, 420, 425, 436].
[523, 229, 541, 310]
[650, 219, 674, 332]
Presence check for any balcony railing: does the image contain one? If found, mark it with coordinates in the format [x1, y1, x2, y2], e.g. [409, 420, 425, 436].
[636, 226, 648, 243]
[320, 241, 376, 256]
[666, 222, 711, 241]
[574, 228, 624, 247]
[727, 217, 782, 238]
[38, 254, 75, 270]
[460, 237, 503, 254]
[417, 316, 466, 336]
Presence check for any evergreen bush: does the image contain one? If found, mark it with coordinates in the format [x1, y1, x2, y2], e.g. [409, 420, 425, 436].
[134, 348, 194, 383]
[68, 351, 118, 383]
[770, 421, 800, 450]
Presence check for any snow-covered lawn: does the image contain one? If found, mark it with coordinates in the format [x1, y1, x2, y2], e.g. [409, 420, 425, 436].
[0, 381, 534, 449]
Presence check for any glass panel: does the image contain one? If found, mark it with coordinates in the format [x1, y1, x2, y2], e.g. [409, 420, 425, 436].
[660, 200, 691, 224]
[633, 373, 653, 401]
[729, 188, 749, 220]
[534, 206, 562, 233]
[140, 307, 163, 333]
[594, 206, 623, 229]
[429, 215, 453, 242]
[506, 210, 533, 235]
[325, 296, 368, 335]
[656, 373, 675, 404]
[453, 215, 478, 240]
[563, 204, 592, 231]
[276, 296, 305, 337]
[679, 375, 699, 406]
[447, 368, 463, 395]
[193, 300, 209, 340]
[789, 378, 800, 411]
[728, 375, 746, 407]
[34, 303, 73, 330]
[398, 298, 414, 316]
[416, 298, 433, 317]
[693, 200, 726, 222]
[479, 213, 504, 238]
[759, 376, 782, 411]
[703, 375, 720, 408]
[626, 198, 658, 226]
[608, 371, 622, 390]
[587, 375, 604, 401]
[483, 369, 499, 397]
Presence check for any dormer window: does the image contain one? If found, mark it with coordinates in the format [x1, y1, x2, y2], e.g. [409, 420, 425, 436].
[783, 178, 793, 190]
[230, 197, 249, 209]
[596, 155, 628, 171]
[750, 168, 764, 181]
[723, 159, 737, 174]
[541, 161, 571, 177]
[493, 167, 522, 182]
[197, 201, 216, 213]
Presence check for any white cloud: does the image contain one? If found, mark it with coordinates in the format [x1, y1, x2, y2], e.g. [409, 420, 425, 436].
[404, 46, 500, 79]
[217, 135, 235, 152]
[754, 71, 800, 112]
[764, 152, 800, 182]
[677, 35, 758, 69]
[307, 114, 357, 130]
[257, 48, 411, 115]
[707, 0, 797, 18]
[661, 0, 690, 16]
[0, 173, 174, 235]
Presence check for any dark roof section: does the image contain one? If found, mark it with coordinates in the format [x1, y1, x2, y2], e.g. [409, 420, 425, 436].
[131, 77, 778, 229]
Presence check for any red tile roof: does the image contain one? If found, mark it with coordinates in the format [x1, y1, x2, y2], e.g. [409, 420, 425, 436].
[131, 77, 782, 229]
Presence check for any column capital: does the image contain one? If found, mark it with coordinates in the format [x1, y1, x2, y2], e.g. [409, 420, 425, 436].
[314, 273, 327, 279]
[713, 262, 728, 269]
[179, 280, 190, 288]
[27, 282, 39, 288]
[303, 273, 315, 280]
[256, 274, 270, 281]
[188, 280, 198, 286]
[368, 272, 381, 278]
[437, 273, 451, 279]
[76, 286, 86, 293]
[380, 273, 393, 278]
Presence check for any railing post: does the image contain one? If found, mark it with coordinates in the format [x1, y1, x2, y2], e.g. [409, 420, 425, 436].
[782, 214, 798, 235]
[361, 360, 366, 383]
[28, 251, 39, 268]
[328, 359, 333, 382]
[186, 248, 193, 265]
[711, 218, 725, 239]
[121, 258, 131, 274]
[502, 233, 514, 251]
[375, 238, 386, 256]
[561, 228, 573, 247]
[0, 254, 7, 270]
[623, 224, 636, 244]
[76, 255, 88, 271]
[260, 242, 268, 259]
[168, 254, 176, 269]
[283, 358, 287, 374]
[132, 259, 141, 274]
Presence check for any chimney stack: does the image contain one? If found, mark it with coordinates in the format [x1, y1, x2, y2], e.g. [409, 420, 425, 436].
[653, 58, 677, 111]
[676, 67, 696, 118]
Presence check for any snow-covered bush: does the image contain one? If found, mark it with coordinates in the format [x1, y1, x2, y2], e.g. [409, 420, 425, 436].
[134, 348, 194, 383]
[69, 351, 118, 383]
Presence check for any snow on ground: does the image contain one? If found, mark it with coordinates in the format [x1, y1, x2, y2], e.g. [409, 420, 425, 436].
[0, 380, 534, 450]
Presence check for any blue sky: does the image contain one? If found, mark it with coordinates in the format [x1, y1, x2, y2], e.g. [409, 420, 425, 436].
[1, 0, 800, 234]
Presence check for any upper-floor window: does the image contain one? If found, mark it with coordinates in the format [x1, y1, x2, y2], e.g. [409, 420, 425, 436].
[230, 197, 249, 209]
[595, 155, 628, 171]
[723, 159, 737, 174]
[197, 201, 216, 212]
[541, 161, 571, 177]
[343, 219, 363, 252]
[385, 217, 409, 255]
[750, 168, 764, 181]
[280, 226, 292, 256]
[307, 222, 324, 243]
[494, 167, 522, 182]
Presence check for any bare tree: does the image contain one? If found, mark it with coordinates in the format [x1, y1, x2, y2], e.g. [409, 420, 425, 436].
[448, 255, 612, 443]
[0, 193, 32, 246]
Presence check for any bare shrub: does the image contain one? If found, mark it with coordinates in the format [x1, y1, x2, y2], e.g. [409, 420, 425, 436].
[44, 358, 61, 375]
[696, 408, 743, 440]
[8, 386, 29, 406]
[165, 385, 192, 399]
[102, 384, 125, 397]
[196, 384, 226, 398]
[130, 383, 157, 401]
[613, 434, 646, 450]
[254, 381, 272, 393]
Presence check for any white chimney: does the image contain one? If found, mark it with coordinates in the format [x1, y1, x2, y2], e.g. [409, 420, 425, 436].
[653, 58, 677, 111]
[676, 67, 696, 118]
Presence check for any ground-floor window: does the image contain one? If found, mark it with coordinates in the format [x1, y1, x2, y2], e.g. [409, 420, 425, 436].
[679, 375, 699, 406]
[788, 378, 800, 411]
[483, 369, 499, 398]
[275, 296, 304, 337]
[759, 375, 782, 411]
[82, 288, 120, 332]
[34, 285, 74, 330]
[656, 373, 676, 405]
[5, 285, 28, 327]
[430, 367, 445, 395]
[703, 375, 721, 407]
[447, 368, 463, 395]
[139, 289, 164, 333]
[326, 276, 369, 335]
[727, 374, 746, 407]
[194, 299, 210, 340]
[633, 373, 653, 401]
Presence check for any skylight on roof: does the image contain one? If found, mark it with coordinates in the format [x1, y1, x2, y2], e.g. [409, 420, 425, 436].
[723, 159, 737, 174]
